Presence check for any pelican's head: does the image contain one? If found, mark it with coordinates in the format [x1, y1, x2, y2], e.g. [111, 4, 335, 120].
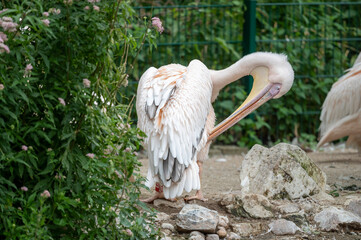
[208, 52, 294, 142]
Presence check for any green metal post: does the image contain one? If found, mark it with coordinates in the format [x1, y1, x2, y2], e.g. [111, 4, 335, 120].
[243, 0, 257, 94]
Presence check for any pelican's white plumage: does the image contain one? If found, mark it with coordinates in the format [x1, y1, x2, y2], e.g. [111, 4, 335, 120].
[137, 52, 294, 200]
[136, 60, 212, 199]
[319, 52, 361, 150]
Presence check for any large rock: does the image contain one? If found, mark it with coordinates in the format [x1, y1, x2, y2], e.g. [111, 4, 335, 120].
[176, 204, 219, 233]
[240, 143, 327, 199]
[314, 206, 361, 231]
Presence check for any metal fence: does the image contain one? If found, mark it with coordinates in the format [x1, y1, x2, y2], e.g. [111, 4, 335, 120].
[128, 1, 361, 146]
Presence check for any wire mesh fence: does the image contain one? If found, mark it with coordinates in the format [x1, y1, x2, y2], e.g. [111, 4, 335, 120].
[126, 1, 361, 146]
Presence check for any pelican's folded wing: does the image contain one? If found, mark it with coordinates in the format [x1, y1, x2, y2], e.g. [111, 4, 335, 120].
[136, 60, 212, 199]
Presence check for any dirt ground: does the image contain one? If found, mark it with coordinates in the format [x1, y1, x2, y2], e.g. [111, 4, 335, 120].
[139, 146, 361, 239]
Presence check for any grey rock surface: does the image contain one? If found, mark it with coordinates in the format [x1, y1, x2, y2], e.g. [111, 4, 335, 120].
[161, 223, 175, 232]
[176, 204, 219, 233]
[216, 227, 227, 238]
[226, 194, 274, 219]
[231, 222, 266, 237]
[268, 219, 301, 235]
[205, 234, 219, 240]
[189, 231, 205, 240]
[314, 206, 361, 231]
[345, 198, 361, 218]
[240, 143, 327, 199]
[218, 215, 229, 228]
[277, 203, 300, 214]
[227, 232, 241, 240]
[156, 212, 171, 222]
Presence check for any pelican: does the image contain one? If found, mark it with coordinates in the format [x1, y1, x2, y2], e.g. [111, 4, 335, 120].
[318, 52, 361, 151]
[136, 52, 294, 202]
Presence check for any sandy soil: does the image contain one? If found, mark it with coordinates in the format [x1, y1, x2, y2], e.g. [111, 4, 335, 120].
[139, 147, 361, 239]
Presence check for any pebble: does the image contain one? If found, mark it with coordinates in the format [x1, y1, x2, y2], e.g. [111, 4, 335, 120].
[268, 219, 300, 235]
[176, 204, 218, 233]
[227, 232, 241, 240]
[345, 198, 361, 217]
[189, 231, 205, 240]
[206, 234, 219, 240]
[278, 203, 300, 214]
[161, 222, 175, 232]
[217, 227, 227, 238]
[231, 222, 265, 237]
[314, 206, 361, 231]
[218, 215, 229, 228]
[156, 212, 171, 222]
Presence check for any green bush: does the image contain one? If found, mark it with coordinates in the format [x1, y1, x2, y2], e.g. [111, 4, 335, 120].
[0, 0, 159, 239]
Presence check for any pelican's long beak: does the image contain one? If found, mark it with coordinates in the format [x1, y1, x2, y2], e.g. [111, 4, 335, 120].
[208, 66, 281, 142]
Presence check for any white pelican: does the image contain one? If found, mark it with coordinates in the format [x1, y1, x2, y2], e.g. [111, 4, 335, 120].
[318, 52, 361, 151]
[136, 52, 294, 202]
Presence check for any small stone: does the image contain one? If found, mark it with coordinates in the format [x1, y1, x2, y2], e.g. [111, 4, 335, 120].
[218, 215, 229, 228]
[206, 234, 219, 240]
[345, 198, 361, 217]
[217, 227, 227, 238]
[311, 191, 335, 204]
[160, 237, 172, 240]
[189, 231, 205, 240]
[161, 223, 175, 232]
[176, 204, 219, 233]
[156, 212, 171, 222]
[268, 219, 301, 235]
[314, 206, 361, 231]
[299, 201, 314, 213]
[284, 212, 309, 228]
[161, 229, 172, 236]
[227, 232, 241, 240]
[219, 193, 234, 206]
[231, 222, 265, 237]
[215, 158, 227, 162]
[278, 203, 300, 214]
[241, 194, 274, 218]
[154, 198, 185, 209]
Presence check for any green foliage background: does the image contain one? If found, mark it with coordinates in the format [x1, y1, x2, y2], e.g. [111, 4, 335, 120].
[125, 0, 361, 148]
[0, 0, 159, 239]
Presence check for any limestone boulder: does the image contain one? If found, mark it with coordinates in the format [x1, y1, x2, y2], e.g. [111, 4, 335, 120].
[176, 204, 219, 233]
[240, 143, 327, 199]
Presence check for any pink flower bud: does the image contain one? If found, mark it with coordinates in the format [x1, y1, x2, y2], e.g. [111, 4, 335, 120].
[84, 6, 90, 10]
[43, 12, 49, 17]
[93, 5, 100, 11]
[22, 145, 28, 151]
[41, 190, 51, 198]
[41, 19, 50, 27]
[0, 32, 7, 43]
[86, 153, 95, 159]
[25, 63, 33, 73]
[21, 186, 28, 192]
[0, 43, 10, 53]
[0, 84, 4, 90]
[83, 78, 91, 88]
[151, 17, 164, 34]
[58, 98, 66, 106]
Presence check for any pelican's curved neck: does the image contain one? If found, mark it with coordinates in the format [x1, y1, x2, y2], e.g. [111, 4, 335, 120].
[210, 57, 254, 101]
